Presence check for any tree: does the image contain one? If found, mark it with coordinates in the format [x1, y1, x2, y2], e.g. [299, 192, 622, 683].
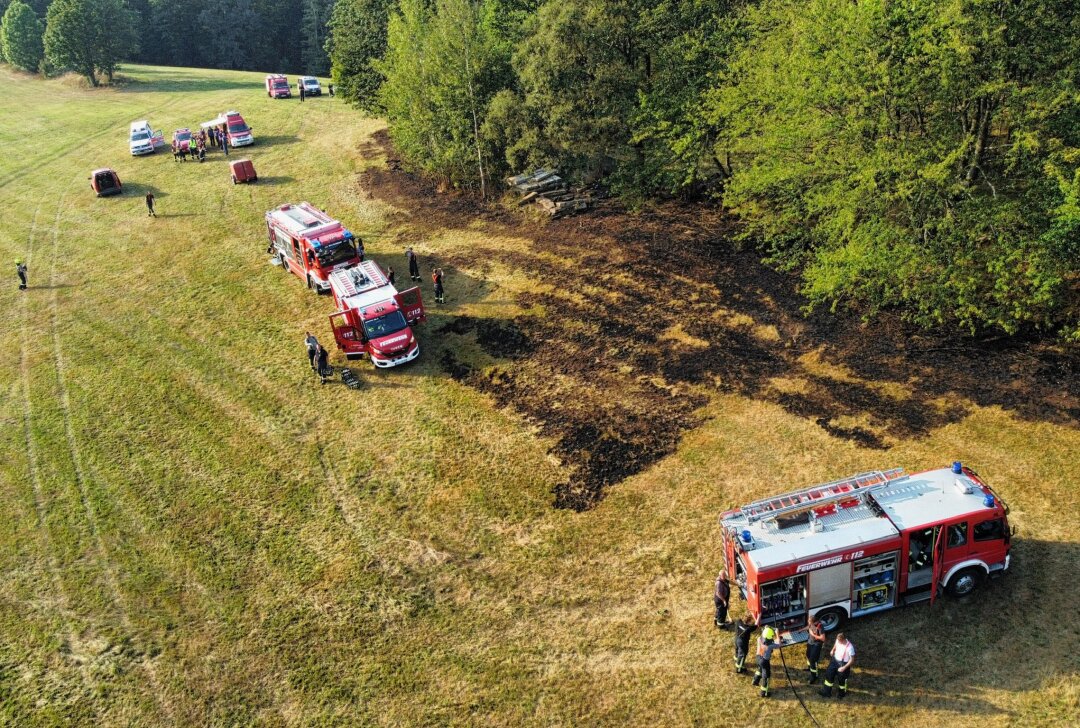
[377, 0, 507, 195]
[1, 0, 43, 72]
[44, 0, 136, 85]
[301, 0, 334, 75]
[714, 0, 1080, 336]
[326, 0, 393, 112]
[198, 0, 257, 69]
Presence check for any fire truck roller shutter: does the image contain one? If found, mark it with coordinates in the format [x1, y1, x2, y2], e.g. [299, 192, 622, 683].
[808, 562, 852, 608]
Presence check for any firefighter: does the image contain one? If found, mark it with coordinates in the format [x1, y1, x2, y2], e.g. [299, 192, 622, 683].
[819, 632, 855, 699]
[751, 625, 780, 698]
[733, 615, 755, 674]
[805, 614, 826, 684]
[16, 258, 28, 290]
[145, 191, 156, 217]
[316, 345, 331, 384]
[387, 266, 395, 286]
[406, 247, 421, 281]
[911, 528, 933, 570]
[432, 267, 445, 304]
[713, 569, 731, 628]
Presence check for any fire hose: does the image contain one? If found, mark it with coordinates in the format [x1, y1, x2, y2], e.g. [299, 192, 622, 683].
[777, 641, 822, 728]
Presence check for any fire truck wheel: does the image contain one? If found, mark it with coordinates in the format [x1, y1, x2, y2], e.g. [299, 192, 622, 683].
[814, 607, 846, 633]
[946, 567, 984, 598]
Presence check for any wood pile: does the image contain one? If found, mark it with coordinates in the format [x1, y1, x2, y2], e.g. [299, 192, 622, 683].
[505, 168, 595, 218]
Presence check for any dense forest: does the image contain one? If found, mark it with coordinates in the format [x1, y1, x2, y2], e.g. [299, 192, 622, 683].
[1, 0, 1077, 337]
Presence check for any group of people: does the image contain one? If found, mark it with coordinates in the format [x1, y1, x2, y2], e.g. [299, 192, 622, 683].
[716, 570, 856, 700]
[404, 247, 446, 304]
[304, 331, 333, 384]
[173, 127, 228, 162]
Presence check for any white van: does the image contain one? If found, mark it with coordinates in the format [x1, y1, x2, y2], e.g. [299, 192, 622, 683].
[129, 120, 162, 155]
[299, 77, 322, 96]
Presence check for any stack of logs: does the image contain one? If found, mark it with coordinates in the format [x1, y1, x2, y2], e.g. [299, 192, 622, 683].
[505, 168, 594, 218]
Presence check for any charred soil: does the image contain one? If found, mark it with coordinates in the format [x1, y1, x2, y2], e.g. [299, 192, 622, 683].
[361, 131, 1079, 510]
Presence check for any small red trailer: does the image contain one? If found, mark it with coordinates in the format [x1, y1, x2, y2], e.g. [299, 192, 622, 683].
[327, 261, 426, 368]
[90, 168, 122, 196]
[719, 463, 1011, 642]
[231, 159, 257, 184]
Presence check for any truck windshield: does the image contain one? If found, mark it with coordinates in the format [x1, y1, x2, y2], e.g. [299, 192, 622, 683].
[228, 121, 249, 133]
[131, 131, 149, 141]
[314, 241, 356, 267]
[363, 311, 408, 339]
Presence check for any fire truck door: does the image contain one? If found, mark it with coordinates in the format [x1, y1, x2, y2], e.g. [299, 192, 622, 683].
[394, 287, 426, 323]
[930, 526, 947, 606]
[329, 310, 364, 354]
[905, 526, 938, 590]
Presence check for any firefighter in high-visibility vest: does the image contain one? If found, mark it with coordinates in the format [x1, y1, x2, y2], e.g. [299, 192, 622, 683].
[733, 615, 755, 674]
[751, 625, 780, 698]
[819, 632, 856, 699]
[805, 615, 826, 684]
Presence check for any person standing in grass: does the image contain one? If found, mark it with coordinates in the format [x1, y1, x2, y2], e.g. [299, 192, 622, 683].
[387, 266, 395, 286]
[432, 267, 445, 303]
[316, 345, 331, 384]
[733, 615, 755, 674]
[714, 570, 731, 628]
[305, 331, 320, 372]
[299, 83, 305, 103]
[16, 259, 28, 290]
[145, 191, 156, 217]
[406, 247, 420, 281]
[222, 133, 229, 157]
[328, 83, 334, 97]
[819, 632, 855, 699]
[805, 614, 826, 684]
[752, 625, 779, 698]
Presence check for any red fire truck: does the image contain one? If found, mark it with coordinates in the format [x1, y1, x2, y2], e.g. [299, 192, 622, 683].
[327, 260, 426, 368]
[719, 463, 1011, 643]
[266, 202, 361, 294]
[265, 74, 291, 98]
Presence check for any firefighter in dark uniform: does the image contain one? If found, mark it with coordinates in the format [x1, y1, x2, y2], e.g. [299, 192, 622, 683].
[713, 569, 731, 627]
[819, 632, 855, 699]
[733, 614, 755, 674]
[751, 625, 779, 698]
[805, 614, 826, 684]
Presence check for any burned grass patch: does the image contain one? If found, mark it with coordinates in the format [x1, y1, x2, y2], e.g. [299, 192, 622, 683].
[362, 130, 1080, 509]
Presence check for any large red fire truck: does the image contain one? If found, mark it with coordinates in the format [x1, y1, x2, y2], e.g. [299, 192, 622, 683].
[327, 260, 426, 368]
[266, 202, 361, 294]
[719, 463, 1011, 643]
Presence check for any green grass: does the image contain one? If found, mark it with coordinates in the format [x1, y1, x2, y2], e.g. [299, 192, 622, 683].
[1, 63, 1078, 727]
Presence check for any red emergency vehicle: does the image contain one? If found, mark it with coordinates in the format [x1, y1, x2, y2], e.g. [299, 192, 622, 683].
[327, 261, 426, 368]
[265, 74, 291, 98]
[719, 463, 1011, 643]
[266, 202, 361, 293]
[223, 111, 254, 147]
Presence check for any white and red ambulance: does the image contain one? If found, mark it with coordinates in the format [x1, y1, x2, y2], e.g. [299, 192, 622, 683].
[266, 202, 361, 293]
[327, 261, 426, 368]
[719, 463, 1012, 642]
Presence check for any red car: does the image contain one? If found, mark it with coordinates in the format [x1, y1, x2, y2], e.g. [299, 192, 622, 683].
[90, 168, 122, 197]
[172, 128, 192, 153]
[231, 159, 257, 184]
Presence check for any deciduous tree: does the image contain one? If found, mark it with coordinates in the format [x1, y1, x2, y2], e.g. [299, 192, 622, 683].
[1, 0, 44, 72]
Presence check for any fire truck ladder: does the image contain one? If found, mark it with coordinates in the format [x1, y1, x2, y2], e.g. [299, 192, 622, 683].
[741, 468, 906, 523]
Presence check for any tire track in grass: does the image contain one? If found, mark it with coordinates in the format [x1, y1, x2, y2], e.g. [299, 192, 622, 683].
[17, 202, 89, 686]
[45, 177, 177, 722]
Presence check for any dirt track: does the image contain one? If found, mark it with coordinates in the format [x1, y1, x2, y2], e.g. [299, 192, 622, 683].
[360, 131, 1079, 510]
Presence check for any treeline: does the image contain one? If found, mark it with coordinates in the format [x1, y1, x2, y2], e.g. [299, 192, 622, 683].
[327, 0, 1080, 338]
[0, 0, 333, 77]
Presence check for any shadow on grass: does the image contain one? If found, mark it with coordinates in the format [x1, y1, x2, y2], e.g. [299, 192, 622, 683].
[249, 176, 294, 186]
[253, 135, 299, 148]
[123, 182, 169, 198]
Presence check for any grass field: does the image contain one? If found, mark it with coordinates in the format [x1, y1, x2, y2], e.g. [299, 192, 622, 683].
[0, 63, 1078, 727]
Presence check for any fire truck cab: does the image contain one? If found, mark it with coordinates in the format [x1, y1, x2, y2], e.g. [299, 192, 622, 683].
[719, 463, 1011, 643]
[327, 261, 426, 368]
[266, 202, 361, 293]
